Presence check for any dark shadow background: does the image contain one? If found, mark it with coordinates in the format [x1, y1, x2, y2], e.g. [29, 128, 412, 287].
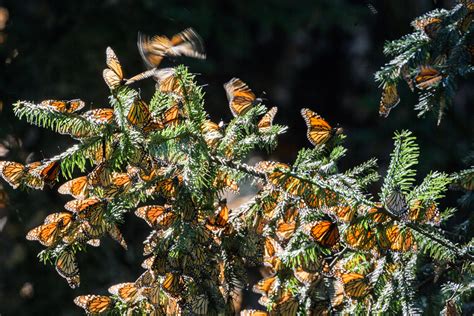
[0, 0, 472, 315]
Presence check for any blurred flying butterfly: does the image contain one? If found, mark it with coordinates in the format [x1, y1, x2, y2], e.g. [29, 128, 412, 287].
[74, 295, 112, 314]
[41, 99, 85, 113]
[415, 66, 443, 90]
[126, 67, 176, 86]
[55, 249, 80, 288]
[137, 28, 206, 69]
[379, 83, 400, 118]
[224, 78, 261, 117]
[103, 47, 124, 89]
[301, 108, 342, 146]
[257, 106, 278, 131]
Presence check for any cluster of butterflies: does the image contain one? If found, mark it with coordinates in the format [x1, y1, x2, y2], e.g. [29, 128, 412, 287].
[74, 197, 245, 314]
[379, 0, 474, 118]
[233, 166, 441, 314]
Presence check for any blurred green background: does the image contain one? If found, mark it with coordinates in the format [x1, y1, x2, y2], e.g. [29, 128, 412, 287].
[0, 0, 472, 314]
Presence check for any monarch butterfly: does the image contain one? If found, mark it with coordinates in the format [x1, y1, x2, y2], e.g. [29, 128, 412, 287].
[82, 108, 115, 124]
[26, 213, 73, 246]
[224, 78, 260, 117]
[271, 291, 299, 316]
[33, 160, 61, 186]
[103, 47, 124, 89]
[385, 187, 408, 216]
[157, 70, 184, 95]
[213, 171, 239, 192]
[240, 310, 269, 316]
[127, 99, 152, 127]
[152, 175, 182, 198]
[340, 272, 371, 298]
[201, 120, 224, 148]
[413, 17, 442, 38]
[206, 200, 229, 231]
[0, 161, 43, 189]
[64, 198, 105, 225]
[74, 295, 112, 314]
[102, 172, 134, 197]
[253, 275, 277, 296]
[344, 222, 376, 251]
[135, 205, 169, 227]
[301, 108, 342, 146]
[257, 107, 278, 131]
[415, 66, 443, 90]
[108, 282, 142, 304]
[108, 223, 128, 250]
[161, 272, 184, 298]
[160, 102, 182, 127]
[126, 67, 176, 86]
[137, 28, 206, 69]
[88, 162, 113, 187]
[58, 176, 89, 199]
[379, 83, 400, 118]
[40, 99, 85, 113]
[294, 266, 319, 285]
[55, 249, 80, 288]
[185, 294, 209, 315]
[381, 224, 414, 252]
[135, 269, 156, 288]
[327, 205, 356, 223]
[307, 220, 340, 248]
[408, 200, 440, 225]
[276, 220, 296, 241]
[366, 203, 389, 224]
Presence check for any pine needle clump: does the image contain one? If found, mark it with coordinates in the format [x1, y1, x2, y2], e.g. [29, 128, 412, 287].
[375, 0, 474, 124]
[0, 26, 473, 315]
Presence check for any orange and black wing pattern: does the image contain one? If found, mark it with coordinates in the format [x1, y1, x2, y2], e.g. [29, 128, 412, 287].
[308, 220, 340, 248]
[74, 295, 112, 314]
[301, 108, 342, 145]
[103, 47, 124, 89]
[224, 78, 257, 117]
[415, 66, 442, 90]
[137, 28, 205, 69]
[41, 99, 85, 113]
[258, 107, 278, 130]
[379, 83, 400, 118]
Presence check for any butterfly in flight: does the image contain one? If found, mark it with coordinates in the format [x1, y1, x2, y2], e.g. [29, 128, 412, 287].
[137, 28, 206, 69]
[103, 47, 124, 89]
[301, 108, 342, 146]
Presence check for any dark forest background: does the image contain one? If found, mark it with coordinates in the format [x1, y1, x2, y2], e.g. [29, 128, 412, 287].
[0, 0, 472, 315]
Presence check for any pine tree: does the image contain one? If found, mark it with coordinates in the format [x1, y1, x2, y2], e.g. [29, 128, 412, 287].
[0, 16, 473, 316]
